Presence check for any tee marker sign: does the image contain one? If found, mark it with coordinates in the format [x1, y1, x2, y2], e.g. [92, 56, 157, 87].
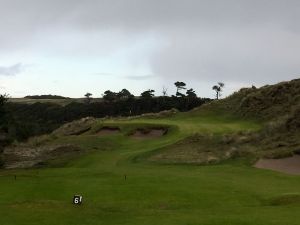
[73, 195, 83, 205]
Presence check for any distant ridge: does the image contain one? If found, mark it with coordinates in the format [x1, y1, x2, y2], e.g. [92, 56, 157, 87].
[24, 95, 70, 99]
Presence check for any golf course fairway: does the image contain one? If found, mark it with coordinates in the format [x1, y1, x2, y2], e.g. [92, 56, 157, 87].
[0, 112, 299, 225]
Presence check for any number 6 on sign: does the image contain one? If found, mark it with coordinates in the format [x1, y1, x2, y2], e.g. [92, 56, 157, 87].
[73, 195, 83, 205]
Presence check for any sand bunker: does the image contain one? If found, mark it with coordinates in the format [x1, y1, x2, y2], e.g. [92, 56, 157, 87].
[131, 128, 167, 139]
[97, 127, 121, 136]
[255, 155, 300, 175]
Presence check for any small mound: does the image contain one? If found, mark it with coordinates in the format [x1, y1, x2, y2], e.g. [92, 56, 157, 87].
[144, 135, 232, 164]
[255, 155, 300, 175]
[267, 193, 300, 206]
[97, 127, 121, 136]
[53, 117, 96, 136]
[131, 128, 167, 139]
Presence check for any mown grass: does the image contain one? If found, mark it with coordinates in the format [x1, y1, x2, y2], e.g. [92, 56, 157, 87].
[0, 111, 299, 225]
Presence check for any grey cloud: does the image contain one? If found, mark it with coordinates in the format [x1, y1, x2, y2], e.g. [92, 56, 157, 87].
[0, 0, 300, 86]
[124, 75, 155, 80]
[151, 28, 300, 85]
[0, 63, 24, 76]
[93, 72, 155, 80]
[1, 0, 300, 45]
[1, 1, 299, 29]
[93, 72, 114, 76]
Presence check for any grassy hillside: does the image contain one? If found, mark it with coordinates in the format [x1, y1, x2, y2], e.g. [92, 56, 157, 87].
[209, 78, 300, 120]
[0, 79, 299, 225]
[184, 79, 300, 159]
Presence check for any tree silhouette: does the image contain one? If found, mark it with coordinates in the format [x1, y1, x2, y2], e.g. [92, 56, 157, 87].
[141, 89, 155, 98]
[103, 90, 117, 102]
[186, 88, 197, 98]
[117, 89, 134, 100]
[0, 94, 8, 120]
[84, 92, 93, 103]
[162, 86, 168, 96]
[174, 81, 186, 97]
[212, 82, 224, 100]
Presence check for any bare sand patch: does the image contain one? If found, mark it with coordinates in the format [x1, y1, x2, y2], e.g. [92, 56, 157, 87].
[131, 128, 167, 139]
[255, 155, 300, 175]
[97, 127, 121, 136]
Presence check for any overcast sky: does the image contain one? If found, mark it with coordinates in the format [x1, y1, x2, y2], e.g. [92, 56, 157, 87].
[0, 0, 299, 98]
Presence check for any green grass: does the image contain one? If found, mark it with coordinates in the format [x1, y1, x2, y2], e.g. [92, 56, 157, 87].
[0, 111, 299, 225]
